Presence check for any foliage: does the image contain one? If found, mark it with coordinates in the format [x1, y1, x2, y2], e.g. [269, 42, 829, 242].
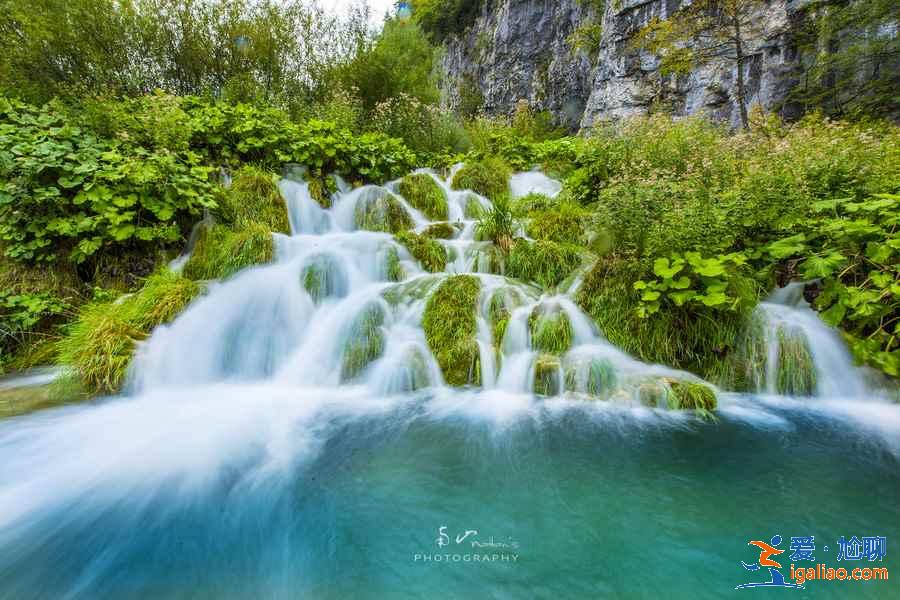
[217, 165, 289, 233]
[524, 200, 589, 245]
[0, 97, 217, 264]
[507, 240, 583, 290]
[302, 254, 348, 303]
[423, 222, 460, 239]
[182, 223, 274, 281]
[422, 274, 481, 386]
[529, 307, 574, 355]
[667, 380, 718, 413]
[451, 158, 511, 200]
[57, 269, 201, 393]
[533, 355, 563, 396]
[474, 195, 518, 251]
[354, 189, 415, 233]
[398, 173, 448, 220]
[396, 231, 448, 273]
[764, 193, 900, 376]
[341, 302, 386, 381]
[412, 0, 485, 43]
[369, 93, 471, 156]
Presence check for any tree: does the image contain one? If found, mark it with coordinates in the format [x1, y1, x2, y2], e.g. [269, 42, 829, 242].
[634, 0, 770, 129]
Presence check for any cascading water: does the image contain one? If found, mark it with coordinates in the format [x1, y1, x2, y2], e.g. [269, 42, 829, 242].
[0, 168, 897, 599]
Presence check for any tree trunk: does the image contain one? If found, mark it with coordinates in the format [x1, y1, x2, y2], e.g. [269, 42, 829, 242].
[733, 19, 750, 130]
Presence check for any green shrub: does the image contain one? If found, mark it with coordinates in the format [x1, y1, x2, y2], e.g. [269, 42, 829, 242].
[395, 231, 447, 273]
[182, 223, 274, 281]
[451, 157, 512, 200]
[398, 173, 448, 220]
[218, 166, 290, 233]
[507, 240, 582, 290]
[423, 275, 481, 386]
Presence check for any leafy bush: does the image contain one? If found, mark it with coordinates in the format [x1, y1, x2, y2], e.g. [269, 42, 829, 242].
[422, 275, 482, 386]
[0, 97, 217, 264]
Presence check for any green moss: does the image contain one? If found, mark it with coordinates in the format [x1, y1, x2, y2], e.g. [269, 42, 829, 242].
[398, 173, 448, 220]
[529, 306, 573, 355]
[525, 202, 588, 244]
[637, 380, 670, 407]
[451, 158, 512, 201]
[307, 176, 336, 209]
[386, 247, 405, 282]
[510, 192, 554, 217]
[423, 275, 482, 386]
[382, 276, 442, 306]
[507, 239, 582, 290]
[423, 222, 460, 239]
[341, 303, 386, 381]
[667, 380, 717, 412]
[471, 243, 506, 274]
[354, 189, 414, 233]
[218, 165, 290, 233]
[463, 193, 486, 218]
[533, 354, 562, 396]
[301, 254, 348, 303]
[488, 288, 523, 348]
[0, 379, 85, 420]
[775, 328, 817, 396]
[182, 223, 274, 281]
[565, 358, 618, 397]
[56, 270, 202, 395]
[395, 231, 447, 273]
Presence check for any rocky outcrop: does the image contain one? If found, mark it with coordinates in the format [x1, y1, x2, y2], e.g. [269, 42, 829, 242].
[440, 0, 811, 130]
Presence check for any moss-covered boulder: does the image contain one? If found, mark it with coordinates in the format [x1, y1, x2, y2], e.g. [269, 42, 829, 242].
[667, 380, 717, 412]
[385, 246, 405, 282]
[307, 176, 336, 209]
[488, 288, 523, 349]
[57, 270, 202, 394]
[533, 354, 562, 396]
[637, 380, 670, 407]
[529, 305, 573, 355]
[218, 166, 290, 234]
[354, 188, 414, 233]
[183, 223, 274, 281]
[565, 358, 618, 398]
[525, 202, 588, 245]
[301, 254, 349, 303]
[341, 302, 386, 381]
[451, 158, 511, 201]
[398, 173, 448, 221]
[507, 239, 582, 290]
[395, 231, 447, 273]
[775, 328, 817, 396]
[423, 222, 461, 239]
[463, 193, 486, 218]
[423, 275, 482, 386]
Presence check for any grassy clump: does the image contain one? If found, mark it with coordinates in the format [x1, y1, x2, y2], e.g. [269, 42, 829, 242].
[529, 306, 574, 355]
[565, 358, 618, 398]
[667, 380, 718, 413]
[507, 239, 582, 290]
[525, 201, 589, 245]
[474, 195, 518, 251]
[302, 254, 349, 303]
[533, 354, 562, 396]
[307, 176, 337, 209]
[217, 165, 290, 233]
[451, 157, 512, 201]
[395, 231, 447, 273]
[775, 328, 817, 396]
[57, 270, 202, 394]
[463, 193, 486, 218]
[354, 189, 414, 233]
[423, 275, 481, 386]
[341, 302, 386, 381]
[423, 222, 460, 239]
[488, 288, 524, 348]
[182, 223, 274, 281]
[577, 256, 752, 379]
[510, 192, 554, 217]
[398, 173, 448, 220]
[385, 246, 405, 281]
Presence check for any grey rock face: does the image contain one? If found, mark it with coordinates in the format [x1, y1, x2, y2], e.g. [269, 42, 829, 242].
[440, 0, 810, 130]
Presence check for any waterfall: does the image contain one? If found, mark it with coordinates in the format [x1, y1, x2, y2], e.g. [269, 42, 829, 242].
[741, 282, 870, 398]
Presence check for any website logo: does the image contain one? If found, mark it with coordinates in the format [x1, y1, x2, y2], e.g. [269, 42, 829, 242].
[736, 535, 804, 589]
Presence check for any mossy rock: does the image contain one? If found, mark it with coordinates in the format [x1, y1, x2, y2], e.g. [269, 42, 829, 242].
[217, 166, 290, 234]
[308, 176, 336, 209]
[56, 270, 201, 395]
[451, 158, 511, 201]
[395, 231, 447, 273]
[775, 328, 817, 396]
[183, 223, 274, 281]
[637, 380, 670, 407]
[533, 354, 562, 396]
[341, 303, 386, 381]
[423, 275, 482, 386]
[398, 173, 448, 221]
[470, 243, 506, 275]
[463, 193, 486, 219]
[382, 276, 442, 306]
[423, 222, 461, 239]
[488, 288, 522, 349]
[507, 239, 582, 290]
[529, 305, 573, 355]
[667, 380, 717, 412]
[354, 188, 414, 233]
[301, 254, 349, 303]
[385, 246, 405, 282]
[565, 358, 618, 398]
[0, 377, 87, 420]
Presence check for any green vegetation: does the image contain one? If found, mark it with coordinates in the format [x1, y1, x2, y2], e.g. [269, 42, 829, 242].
[398, 173, 448, 220]
[474, 195, 518, 251]
[57, 270, 202, 394]
[507, 240, 582, 290]
[423, 222, 460, 239]
[666, 380, 718, 413]
[423, 275, 481, 386]
[217, 166, 290, 234]
[533, 355, 562, 396]
[183, 223, 274, 281]
[395, 232, 447, 273]
[341, 303, 386, 381]
[529, 307, 574, 355]
[355, 190, 415, 233]
[565, 358, 618, 398]
[302, 254, 348, 303]
[451, 158, 511, 201]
